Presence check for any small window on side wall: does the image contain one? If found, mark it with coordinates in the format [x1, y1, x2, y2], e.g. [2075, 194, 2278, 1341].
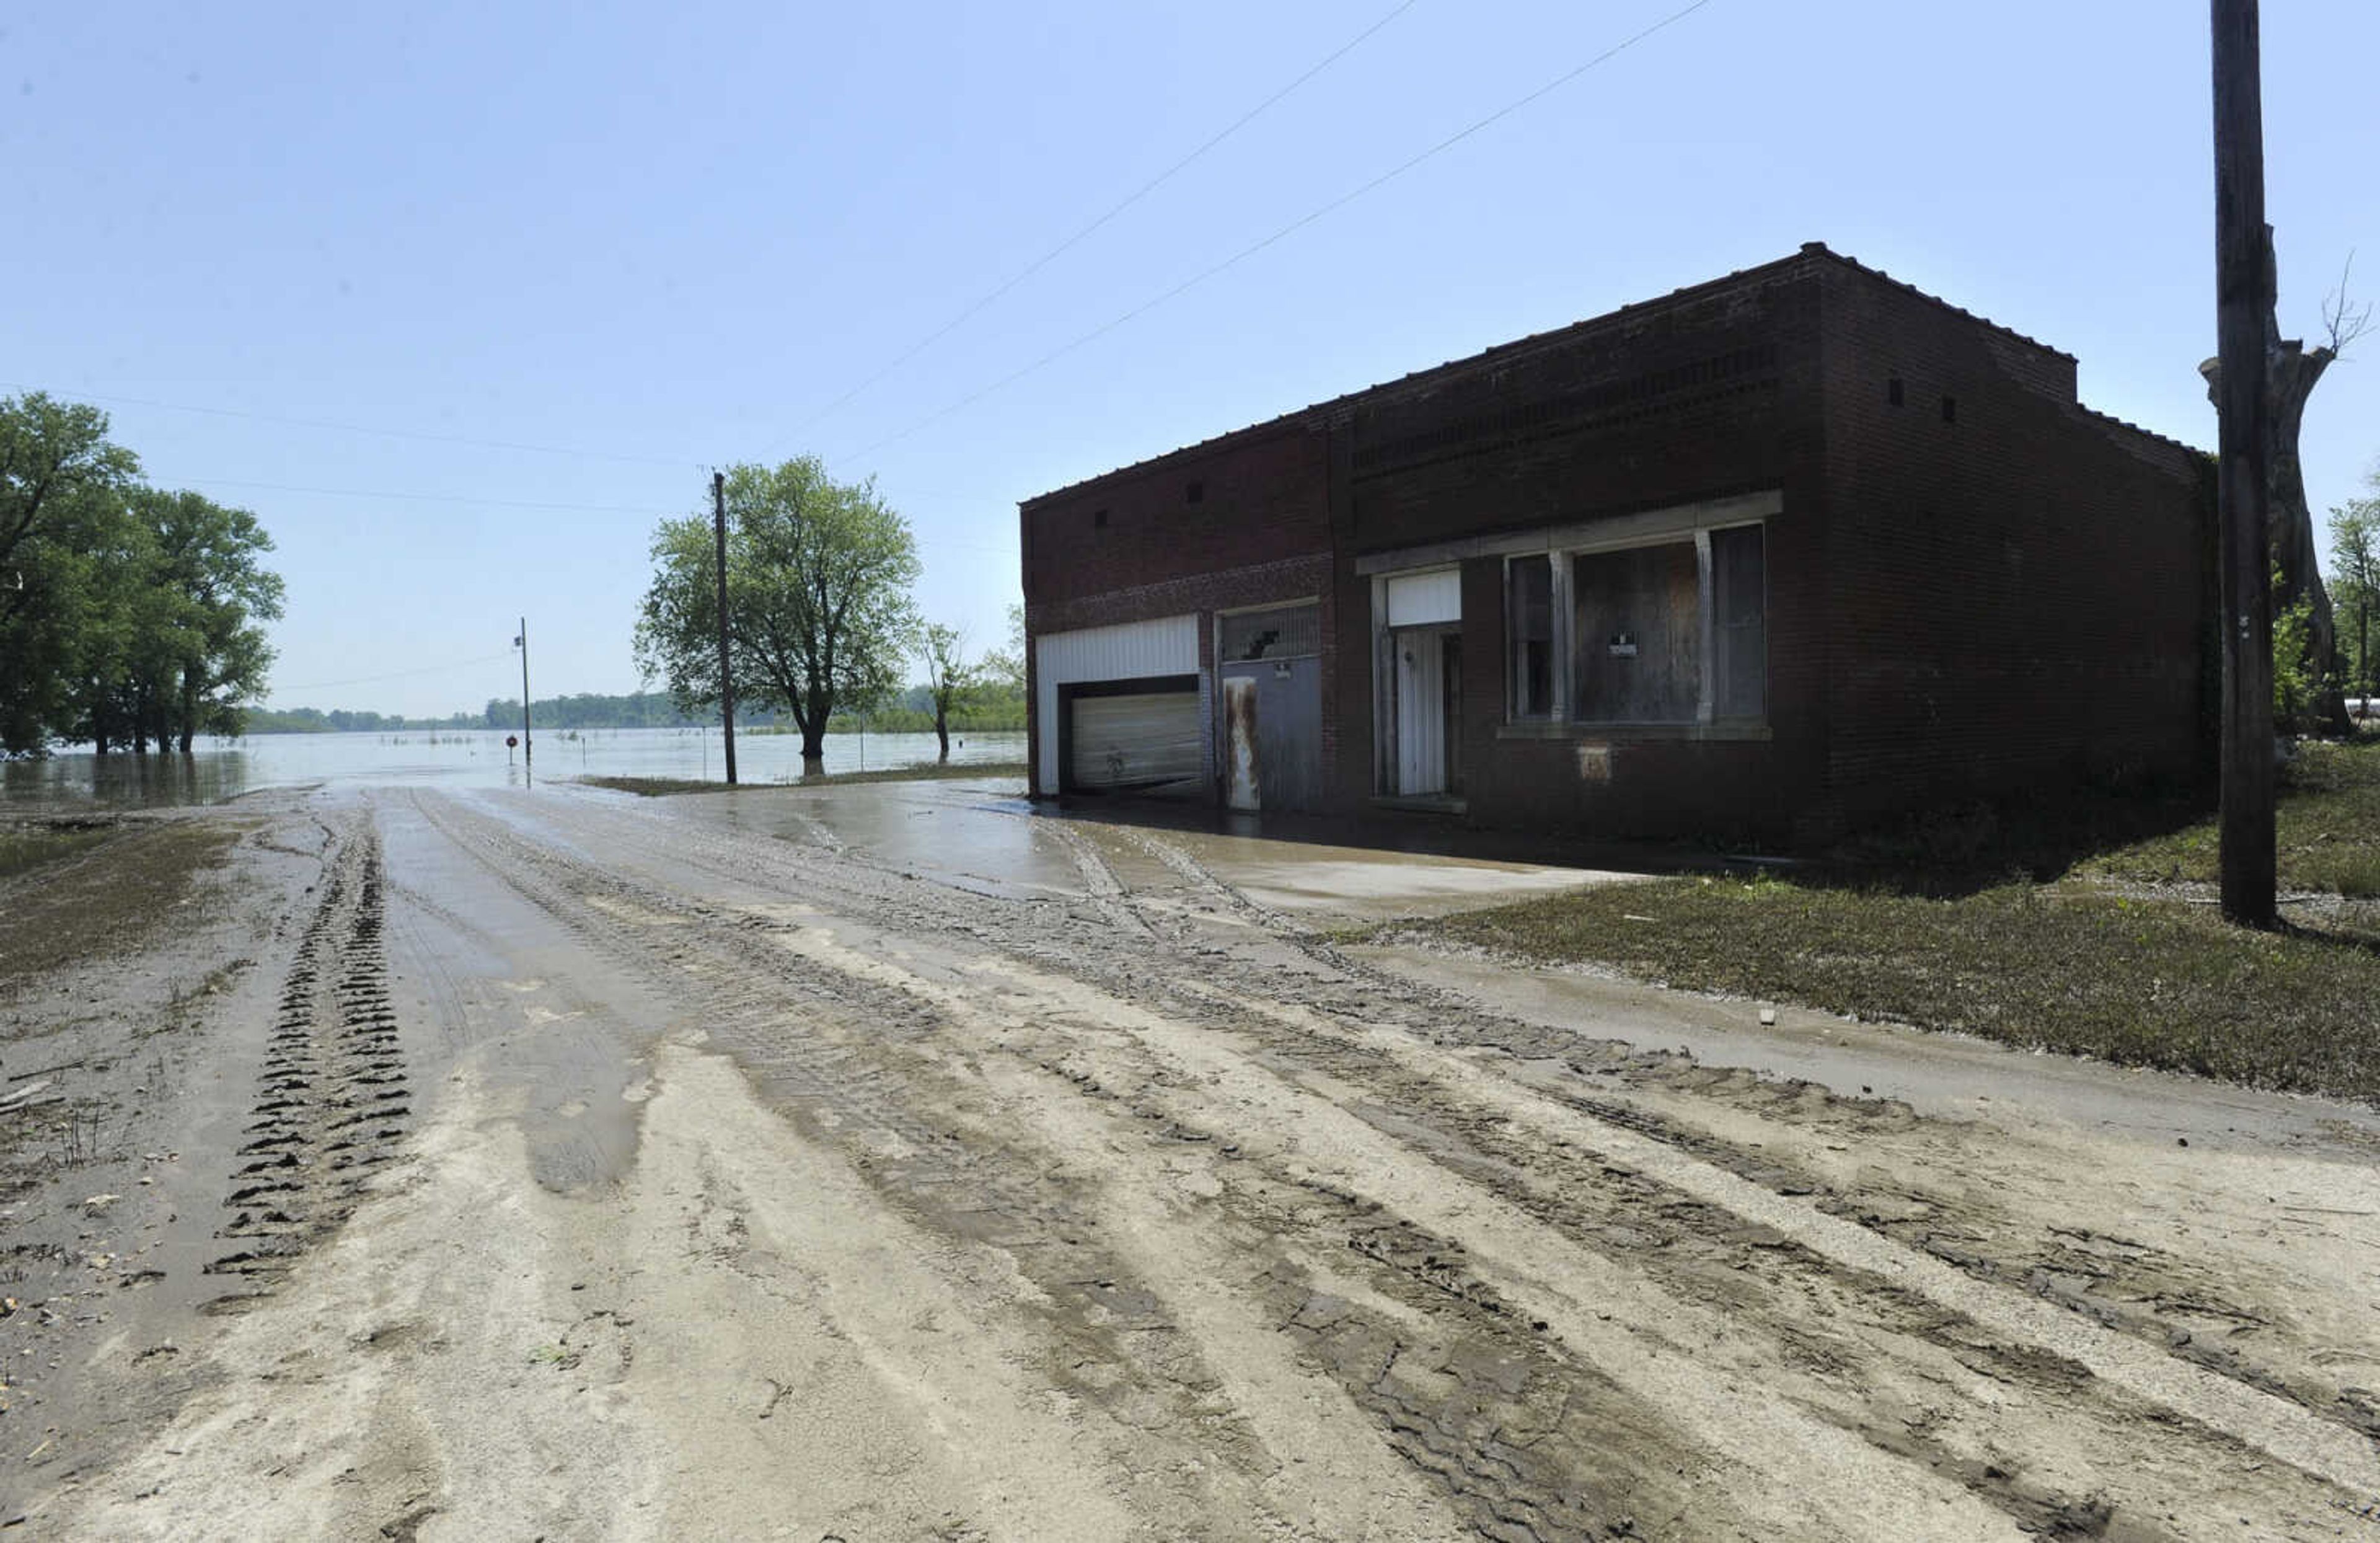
[1507, 555, 1553, 718]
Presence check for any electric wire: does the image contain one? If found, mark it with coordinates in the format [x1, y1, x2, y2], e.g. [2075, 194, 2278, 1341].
[832, 0, 1718, 469]
[0, 379, 695, 469]
[164, 475, 680, 516]
[157, 474, 1011, 552]
[774, 0, 1421, 455]
[13, 2, 1708, 536]
[271, 652, 515, 692]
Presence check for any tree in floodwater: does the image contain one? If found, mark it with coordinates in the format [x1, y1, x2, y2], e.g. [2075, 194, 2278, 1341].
[1, 394, 284, 756]
[0, 393, 140, 755]
[68, 488, 283, 753]
[635, 458, 920, 773]
[143, 488, 285, 749]
[918, 622, 975, 763]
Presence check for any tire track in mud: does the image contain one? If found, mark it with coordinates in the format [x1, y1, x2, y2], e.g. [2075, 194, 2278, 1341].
[403, 794, 1313, 1536]
[418, 797, 2038, 1536]
[1102, 825, 2380, 1459]
[203, 821, 412, 1308]
[419, 792, 1829, 1539]
[939, 815, 2370, 1453]
[447, 795, 2380, 1533]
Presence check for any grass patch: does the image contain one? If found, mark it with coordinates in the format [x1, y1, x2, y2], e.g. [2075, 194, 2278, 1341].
[582, 761, 1027, 797]
[2087, 736, 2380, 893]
[0, 818, 241, 991]
[1404, 873, 2380, 1103]
[0, 823, 118, 882]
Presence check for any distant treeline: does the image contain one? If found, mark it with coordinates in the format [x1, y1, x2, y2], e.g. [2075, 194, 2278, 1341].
[247, 692, 716, 735]
[828, 683, 1025, 733]
[247, 684, 1026, 736]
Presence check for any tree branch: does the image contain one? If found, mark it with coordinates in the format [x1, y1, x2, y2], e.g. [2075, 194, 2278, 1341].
[2324, 249, 2373, 356]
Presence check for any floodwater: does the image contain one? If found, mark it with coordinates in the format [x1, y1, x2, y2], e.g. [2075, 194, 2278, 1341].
[0, 727, 1025, 807]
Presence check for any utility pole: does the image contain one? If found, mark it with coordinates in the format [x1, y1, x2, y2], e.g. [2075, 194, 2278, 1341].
[2211, 0, 2276, 926]
[517, 615, 534, 789]
[713, 471, 738, 786]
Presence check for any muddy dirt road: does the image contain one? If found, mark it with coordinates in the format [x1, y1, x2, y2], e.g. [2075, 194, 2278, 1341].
[6, 777, 2379, 1539]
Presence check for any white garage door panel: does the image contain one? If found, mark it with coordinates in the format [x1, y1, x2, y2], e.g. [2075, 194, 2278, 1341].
[1070, 691, 1200, 789]
[1036, 615, 1202, 792]
[1038, 616, 1198, 683]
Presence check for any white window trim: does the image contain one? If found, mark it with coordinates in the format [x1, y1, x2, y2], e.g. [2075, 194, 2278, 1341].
[1354, 490, 1779, 576]
[1501, 552, 1566, 721]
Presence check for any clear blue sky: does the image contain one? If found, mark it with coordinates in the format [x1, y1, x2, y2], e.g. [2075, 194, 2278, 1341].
[9, 1, 2376, 718]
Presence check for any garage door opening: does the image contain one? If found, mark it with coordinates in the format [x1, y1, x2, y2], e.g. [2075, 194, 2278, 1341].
[1060, 676, 1202, 797]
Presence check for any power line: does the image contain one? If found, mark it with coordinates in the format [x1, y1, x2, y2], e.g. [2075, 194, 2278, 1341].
[774, 0, 1422, 455]
[832, 0, 1717, 469]
[0, 379, 695, 469]
[162, 475, 681, 516]
[271, 652, 514, 692]
[164, 471, 1013, 552]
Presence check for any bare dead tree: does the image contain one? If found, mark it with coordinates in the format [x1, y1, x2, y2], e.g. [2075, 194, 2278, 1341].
[2321, 250, 2373, 356]
[2202, 231, 2365, 736]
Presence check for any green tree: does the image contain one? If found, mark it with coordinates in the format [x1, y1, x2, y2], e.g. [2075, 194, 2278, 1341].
[919, 622, 974, 763]
[2273, 568, 2319, 734]
[634, 458, 920, 773]
[0, 393, 141, 755]
[981, 601, 1026, 694]
[139, 489, 285, 749]
[2330, 475, 2380, 706]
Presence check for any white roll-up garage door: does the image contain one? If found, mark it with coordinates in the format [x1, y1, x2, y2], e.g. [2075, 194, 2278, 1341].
[1069, 689, 1201, 791]
[1036, 615, 1203, 795]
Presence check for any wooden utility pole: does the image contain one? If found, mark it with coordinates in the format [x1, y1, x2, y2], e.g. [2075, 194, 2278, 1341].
[2211, 0, 2277, 926]
[712, 471, 738, 786]
[517, 615, 534, 789]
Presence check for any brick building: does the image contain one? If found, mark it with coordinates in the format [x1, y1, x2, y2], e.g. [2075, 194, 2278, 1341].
[1018, 244, 2210, 846]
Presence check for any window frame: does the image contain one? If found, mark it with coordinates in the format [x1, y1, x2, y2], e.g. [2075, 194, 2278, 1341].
[1502, 517, 1768, 732]
[1504, 552, 1559, 720]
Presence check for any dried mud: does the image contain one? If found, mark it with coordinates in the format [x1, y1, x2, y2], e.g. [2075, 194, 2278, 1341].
[7, 780, 2379, 1540]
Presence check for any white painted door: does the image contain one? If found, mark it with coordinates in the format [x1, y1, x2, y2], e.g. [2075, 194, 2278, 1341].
[1395, 631, 1445, 796]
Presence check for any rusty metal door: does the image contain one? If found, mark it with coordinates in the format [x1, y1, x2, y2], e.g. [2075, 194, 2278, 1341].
[1218, 604, 1322, 813]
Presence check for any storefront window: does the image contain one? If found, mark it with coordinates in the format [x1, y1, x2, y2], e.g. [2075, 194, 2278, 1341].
[1507, 555, 1553, 718]
[1500, 524, 1768, 727]
[1572, 542, 1701, 723]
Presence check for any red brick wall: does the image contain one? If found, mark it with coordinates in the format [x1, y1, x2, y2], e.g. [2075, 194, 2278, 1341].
[1022, 425, 1331, 616]
[1020, 422, 1336, 798]
[1018, 247, 2209, 844]
[1325, 264, 1832, 838]
[1807, 260, 2208, 839]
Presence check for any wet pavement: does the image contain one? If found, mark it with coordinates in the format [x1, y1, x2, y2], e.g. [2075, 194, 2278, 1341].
[669, 774, 1630, 920]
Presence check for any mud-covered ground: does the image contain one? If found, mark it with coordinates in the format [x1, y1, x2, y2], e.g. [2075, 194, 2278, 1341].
[3, 777, 2378, 1540]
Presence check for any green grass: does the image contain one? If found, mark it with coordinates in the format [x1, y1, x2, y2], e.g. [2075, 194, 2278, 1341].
[1404, 740, 2380, 1104]
[0, 820, 241, 989]
[582, 761, 1027, 797]
[2086, 735, 2380, 894]
[1406, 873, 2380, 1102]
[0, 823, 117, 882]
